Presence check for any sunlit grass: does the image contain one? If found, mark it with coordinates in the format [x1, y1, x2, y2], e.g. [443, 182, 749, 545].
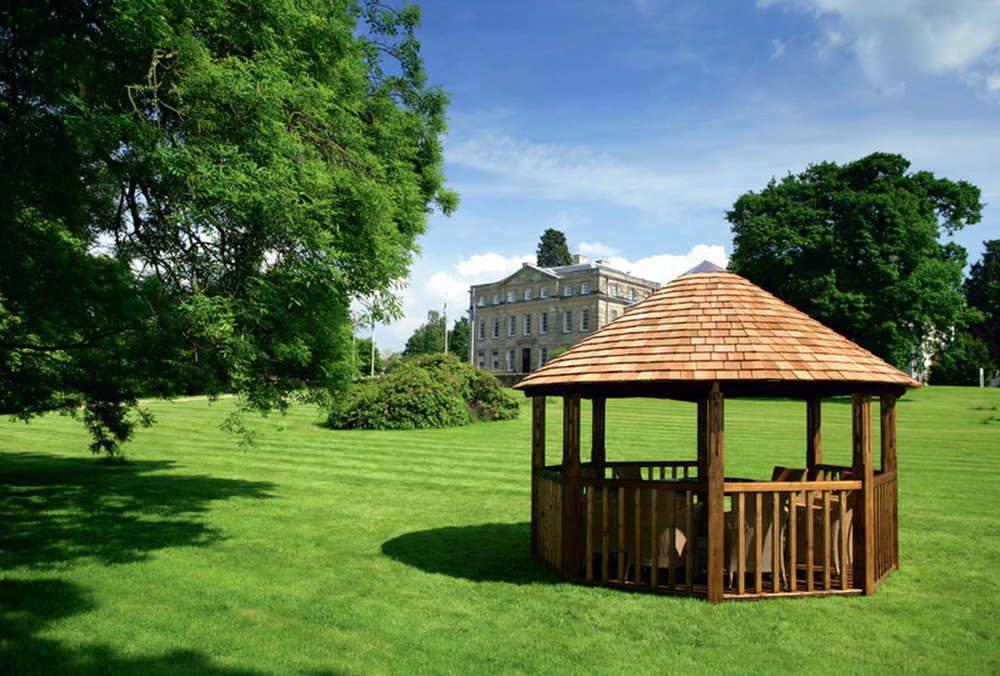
[1, 386, 998, 674]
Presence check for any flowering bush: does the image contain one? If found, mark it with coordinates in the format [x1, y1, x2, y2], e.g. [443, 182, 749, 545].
[327, 354, 519, 429]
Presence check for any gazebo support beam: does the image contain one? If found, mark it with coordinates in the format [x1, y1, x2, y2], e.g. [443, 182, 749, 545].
[881, 394, 899, 570]
[531, 396, 546, 559]
[706, 382, 725, 604]
[592, 397, 606, 476]
[561, 394, 582, 580]
[697, 399, 708, 480]
[852, 393, 876, 595]
[807, 397, 822, 470]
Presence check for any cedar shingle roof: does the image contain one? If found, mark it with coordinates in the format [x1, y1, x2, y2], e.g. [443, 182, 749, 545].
[515, 263, 920, 400]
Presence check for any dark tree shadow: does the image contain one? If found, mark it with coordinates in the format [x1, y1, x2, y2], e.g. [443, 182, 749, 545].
[0, 452, 275, 570]
[382, 522, 560, 585]
[0, 578, 269, 676]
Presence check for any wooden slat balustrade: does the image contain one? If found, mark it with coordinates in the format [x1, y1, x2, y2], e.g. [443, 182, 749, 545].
[534, 463, 897, 601]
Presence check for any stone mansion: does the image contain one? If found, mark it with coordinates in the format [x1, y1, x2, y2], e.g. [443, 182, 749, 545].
[469, 255, 660, 375]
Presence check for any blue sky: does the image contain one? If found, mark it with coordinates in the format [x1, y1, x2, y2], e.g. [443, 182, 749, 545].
[371, 0, 1000, 351]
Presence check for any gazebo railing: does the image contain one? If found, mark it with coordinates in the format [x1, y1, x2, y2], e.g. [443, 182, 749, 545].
[872, 470, 899, 584]
[723, 477, 859, 598]
[533, 462, 898, 600]
[580, 478, 705, 594]
[533, 468, 563, 570]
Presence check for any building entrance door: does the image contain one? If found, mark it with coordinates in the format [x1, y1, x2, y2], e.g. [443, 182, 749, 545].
[521, 348, 532, 373]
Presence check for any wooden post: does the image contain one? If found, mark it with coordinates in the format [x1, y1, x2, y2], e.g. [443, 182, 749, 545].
[531, 396, 546, 558]
[561, 394, 582, 580]
[697, 399, 708, 481]
[852, 393, 875, 595]
[881, 393, 899, 570]
[592, 397, 606, 476]
[807, 397, 822, 470]
[706, 383, 725, 603]
[880, 394, 897, 474]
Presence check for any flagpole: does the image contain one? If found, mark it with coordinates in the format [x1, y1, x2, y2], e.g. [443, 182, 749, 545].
[469, 291, 476, 365]
[370, 321, 376, 377]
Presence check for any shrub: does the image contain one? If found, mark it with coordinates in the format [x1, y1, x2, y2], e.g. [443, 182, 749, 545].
[328, 354, 519, 429]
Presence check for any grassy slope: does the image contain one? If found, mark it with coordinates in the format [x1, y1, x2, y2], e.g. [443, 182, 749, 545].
[1, 387, 998, 674]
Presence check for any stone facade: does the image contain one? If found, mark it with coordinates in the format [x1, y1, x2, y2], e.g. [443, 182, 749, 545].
[469, 255, 660, 375]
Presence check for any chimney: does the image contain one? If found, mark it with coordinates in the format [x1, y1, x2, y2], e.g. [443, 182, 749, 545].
[572, 254, 588, 265]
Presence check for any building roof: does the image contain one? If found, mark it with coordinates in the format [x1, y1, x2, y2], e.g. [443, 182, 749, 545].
[471, 258, 659, 291]
[515, 263, 921, 400]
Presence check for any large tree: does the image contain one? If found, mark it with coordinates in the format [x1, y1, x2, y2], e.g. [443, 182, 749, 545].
[0, 0, 456, 454]
[965, 240, 1000, 372]
[403, 310, 446, 357]
[727, 153, 982, 368]
[536, 228, 572, 267]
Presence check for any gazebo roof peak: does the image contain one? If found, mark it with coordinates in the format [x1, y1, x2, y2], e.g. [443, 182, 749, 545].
[681, 259, 727, 275]
[516, 266, 921, 400]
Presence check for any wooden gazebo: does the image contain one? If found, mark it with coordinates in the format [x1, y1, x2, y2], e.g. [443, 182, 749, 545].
[515, 262, 919, 602]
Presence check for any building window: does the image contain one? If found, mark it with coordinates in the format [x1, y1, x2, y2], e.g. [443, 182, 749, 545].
[477, 295, 485, 307]
[611, 309, 619, 321]
[507, 290, 515, 303]
[508, 315, 515, 337]
[491, 351, 499, 372]
[581, 308, 590, 332]
[524, 288, 532, 301]
[540, 286, 549, 299]
[540, 312, 548, 335]
[524, 314, 531, 336]
[609, 282, 617, 297]
[563, 311, 572, 333]
[564, 284, 573, 297]
[477, 351, 485, 368]
[628, 287, 634, 301]
[492, 318, 500, 339]
[478, 320, 485, 341]
[581, 281, 590, 295]
[506, 349, 515, 372]
[492, 293, 500, 305]
[540, 347, 549, 366]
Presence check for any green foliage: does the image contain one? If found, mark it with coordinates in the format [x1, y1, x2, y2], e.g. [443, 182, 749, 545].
[965, 240, 1000, 371]
[929, 331, 993, 386]
[328, 353, 518, 429]
[0, 0, 453, 455]
[403, 311, 469, 361]
[536, 228, 572, 267]
[727, 152, 982, 368]
[350, 337, 382, 379]
[448, 316, 470, 363]
[403, 310, 447, 357]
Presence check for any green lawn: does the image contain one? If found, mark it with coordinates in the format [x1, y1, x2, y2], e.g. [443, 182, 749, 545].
[2, 387, 998, 674]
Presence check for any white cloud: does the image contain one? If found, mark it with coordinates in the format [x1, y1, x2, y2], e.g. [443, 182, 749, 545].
[771, 38, 786, 59]
[602, 244, 730, 284]
[448, 134, 689, 214]
[446, 133, 745, 223]
[763, 0, 1000, 90]
[577, 241, 621, 257]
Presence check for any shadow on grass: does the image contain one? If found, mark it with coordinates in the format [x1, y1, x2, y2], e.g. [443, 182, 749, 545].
[0, 578, 269, 676]
[381, 522, 560, 585]
[0, 452, 275, 570]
